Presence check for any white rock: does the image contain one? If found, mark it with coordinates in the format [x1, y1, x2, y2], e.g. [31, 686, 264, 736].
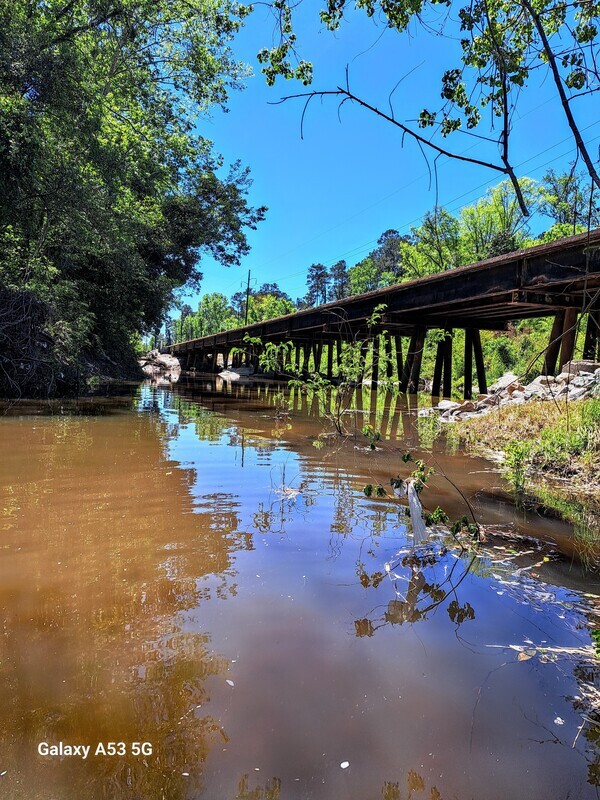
[438, 399, 461, 411]
[489, 371, 520, 391]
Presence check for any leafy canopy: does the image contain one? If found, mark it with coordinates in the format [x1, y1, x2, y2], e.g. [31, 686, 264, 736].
[0, 0, 265, 388]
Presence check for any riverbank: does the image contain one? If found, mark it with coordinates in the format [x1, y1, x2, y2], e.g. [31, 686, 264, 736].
[453, 397, 600, 501]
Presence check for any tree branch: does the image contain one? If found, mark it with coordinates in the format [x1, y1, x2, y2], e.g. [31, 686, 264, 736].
[272, 85, 531, 215]
[521, 0, 600, 192]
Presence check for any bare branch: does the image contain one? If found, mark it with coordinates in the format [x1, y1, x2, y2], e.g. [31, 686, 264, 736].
[272, 85, 531, 215]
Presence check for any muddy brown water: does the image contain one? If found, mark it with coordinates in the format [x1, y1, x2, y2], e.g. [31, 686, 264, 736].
[1, 378, 599, 800]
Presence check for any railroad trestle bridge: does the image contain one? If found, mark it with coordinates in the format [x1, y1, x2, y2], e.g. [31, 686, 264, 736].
[168, 230, 600, 399]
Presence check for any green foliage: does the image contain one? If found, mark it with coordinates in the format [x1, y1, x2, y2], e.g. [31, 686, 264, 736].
[450, 516, 480, 539]
[329, 259, 350, 300]
[363, 483, 387, 497]
[362, 424, 381, 450]
[0, 0, 265, 394]
[424, 507, 450, 526]
[539, 166, 600, 231]
[305, 263, 330, 306]
[504, 441, 531, 493]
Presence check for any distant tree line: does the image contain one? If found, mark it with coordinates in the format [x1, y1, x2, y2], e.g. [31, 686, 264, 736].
[298, 169, 599, 308]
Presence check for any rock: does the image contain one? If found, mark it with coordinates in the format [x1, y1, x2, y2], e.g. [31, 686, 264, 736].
[524, 381, 547, 395]
[533, 375, 556, 386]
[489, 371, 520, 392]
[506, 382, 525, 395]
[555, 372, 573, 383]
[219, 367, 255, 381]
[456, 400, 476, 412]
[561, 359, 600, 376]
[571, 374, 596, 387]
[139, 349, 181, 383]
[438, 399, 461, 411]
[477, 394, 500, 407]
[567, 385, 590, 400]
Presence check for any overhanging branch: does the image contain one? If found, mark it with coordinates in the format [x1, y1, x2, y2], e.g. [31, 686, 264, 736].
[272, 85, 531, 215]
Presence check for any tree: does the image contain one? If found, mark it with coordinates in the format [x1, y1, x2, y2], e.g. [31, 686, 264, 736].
[246, 292, 295, 322]
[196, 294, 237, 337]
[459, 179, 537, 262]
[306, 262, 330, 306]
[370, 230, 407, 281]
[348, 257, 380, 295]
[329, 260, 350, 300]
[412, 208, 462, 274]
[540, 167, 600, 233]
[0, 0, 265, 395]
[258, 0, 600, 213]
[257, 282, 291, 300]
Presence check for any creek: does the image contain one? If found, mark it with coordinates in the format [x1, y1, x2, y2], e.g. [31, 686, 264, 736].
[0, 378, 599, 800]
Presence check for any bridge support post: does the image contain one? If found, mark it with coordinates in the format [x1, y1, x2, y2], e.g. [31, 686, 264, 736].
[559, 308, 578, 370]
[583, 300, 600, 360]
[408, 328, 426, 394]
[313, 341, 323, 374]
[326, 343, 334, 380]
[399, 332, 417, 393]
[384, 333, 394, 380]
[464, 329, 473, 400]
[443, 329, 453, 398]
[294, 344, 301, 374]
[394, 336, 403, 383]
[472, 329, 487, 395]
[463, 328, 487, 399]
[544, 311, 565, 375]
[371, 334, 380, 387]
[400, 327, 426, 393]
[432, 339, 444, 398]
[302, 345, 310, 375]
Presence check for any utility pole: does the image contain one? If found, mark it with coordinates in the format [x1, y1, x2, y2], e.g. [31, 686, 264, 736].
[244, 269, 251, 326]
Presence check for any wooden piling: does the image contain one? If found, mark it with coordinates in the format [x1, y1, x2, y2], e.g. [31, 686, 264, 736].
[544, 311, 565, 375]
[559, 308, 578, 370]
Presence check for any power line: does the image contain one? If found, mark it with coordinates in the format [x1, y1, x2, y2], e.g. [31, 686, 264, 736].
[277, 130, 600, 294]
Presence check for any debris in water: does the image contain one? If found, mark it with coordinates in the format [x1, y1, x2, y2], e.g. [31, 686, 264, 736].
[340, 761, 350, 769]
[226, 679, 234, 687]
[554, 717, 565, 726]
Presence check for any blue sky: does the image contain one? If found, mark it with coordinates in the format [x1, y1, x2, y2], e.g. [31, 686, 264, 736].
[179, 2, 600, 309]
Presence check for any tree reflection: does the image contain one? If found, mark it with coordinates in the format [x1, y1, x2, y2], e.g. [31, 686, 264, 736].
[0, 399, 252, 799]
[355, 546, 477, 635]
[228, 769, 444, 800]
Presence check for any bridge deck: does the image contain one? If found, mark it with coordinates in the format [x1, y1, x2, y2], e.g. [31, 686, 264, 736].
[170, 230, 600, 354]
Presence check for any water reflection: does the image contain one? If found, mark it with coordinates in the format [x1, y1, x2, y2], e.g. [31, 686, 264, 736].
[1, 383, 600, 799]
[174, 376, 600, 567]
[355, 545, 477, 634]
[0, 399, 250, 798]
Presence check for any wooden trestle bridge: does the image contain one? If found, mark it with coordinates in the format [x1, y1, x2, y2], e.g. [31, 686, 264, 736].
[168, 230, 600, 399]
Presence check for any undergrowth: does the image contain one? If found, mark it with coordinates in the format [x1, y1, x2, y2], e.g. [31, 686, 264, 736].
[456, 398, 600, 496]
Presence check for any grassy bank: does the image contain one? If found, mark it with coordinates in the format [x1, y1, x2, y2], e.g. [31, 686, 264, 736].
[454, 398, 600, 500]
